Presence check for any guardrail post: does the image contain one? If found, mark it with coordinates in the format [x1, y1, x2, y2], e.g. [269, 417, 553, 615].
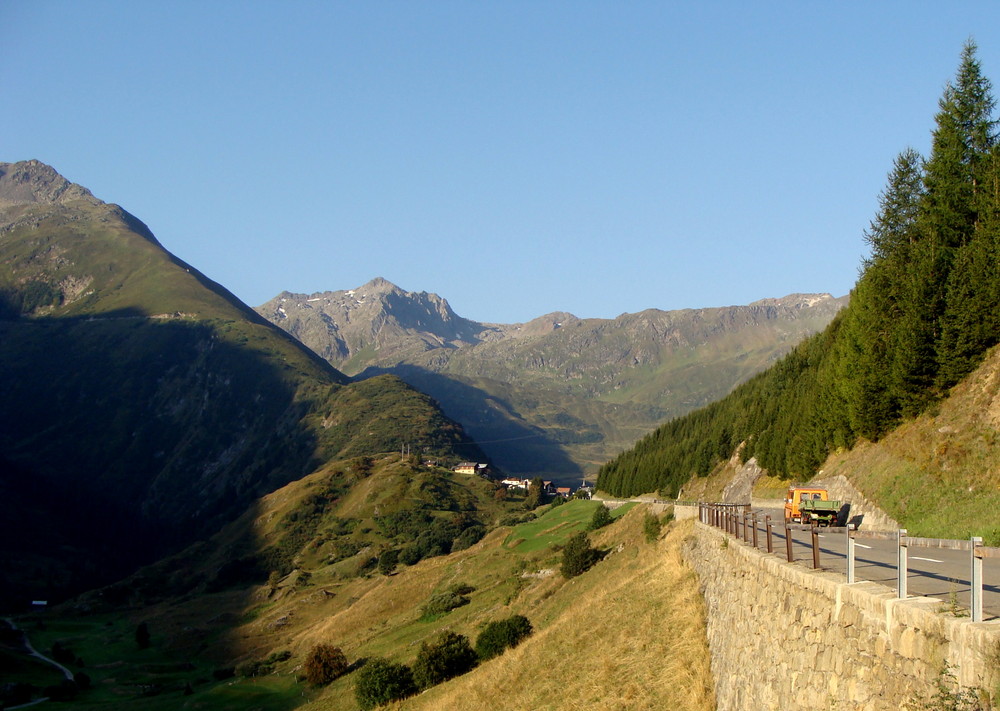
[785, 522, 794, 562]
[742, 512, 748, 542]
[897, 529, 908, 599]
[811, 526, 820, 569]
[751, 512, 759, 549]
[847, 524, 855, 584]
[765, 515, 773, 553]
[971, 536, 983, 623]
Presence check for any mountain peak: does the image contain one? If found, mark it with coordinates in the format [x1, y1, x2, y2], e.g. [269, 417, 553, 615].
[0, 160, 100, 208]
[749, 293, 838, 310]
[362, 276, 399, 292]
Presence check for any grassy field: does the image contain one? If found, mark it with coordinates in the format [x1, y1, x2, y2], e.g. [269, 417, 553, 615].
[6, 612, 308, 710]
[503, 500, 635, 552]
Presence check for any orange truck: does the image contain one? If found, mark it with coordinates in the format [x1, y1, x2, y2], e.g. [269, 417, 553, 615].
[783, 486, 840, 526]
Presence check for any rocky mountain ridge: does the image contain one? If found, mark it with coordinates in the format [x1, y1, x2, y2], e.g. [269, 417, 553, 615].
[258, 280, 847, 479]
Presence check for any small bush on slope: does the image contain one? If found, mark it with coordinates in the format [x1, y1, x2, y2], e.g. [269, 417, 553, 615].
[354, 657, 417, 710]
[412, 631, 478, 690]
[475, 615, 533, 661]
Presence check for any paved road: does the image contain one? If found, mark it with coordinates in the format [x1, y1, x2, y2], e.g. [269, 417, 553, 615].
[721, 510, 1000, 620]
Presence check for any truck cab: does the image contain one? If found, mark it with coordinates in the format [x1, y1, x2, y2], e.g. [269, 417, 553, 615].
[784, 487, 828, 523]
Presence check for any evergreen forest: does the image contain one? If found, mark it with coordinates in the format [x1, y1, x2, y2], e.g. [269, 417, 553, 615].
[598, 41, 1000, 498]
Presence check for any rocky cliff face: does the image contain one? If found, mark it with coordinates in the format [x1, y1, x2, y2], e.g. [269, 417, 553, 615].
[0, 160, 99, 208]
[258, 277, 489, 365]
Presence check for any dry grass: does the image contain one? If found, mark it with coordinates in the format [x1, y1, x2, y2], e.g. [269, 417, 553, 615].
[137, 489, 714, 711]
[384, 515, 715, 711]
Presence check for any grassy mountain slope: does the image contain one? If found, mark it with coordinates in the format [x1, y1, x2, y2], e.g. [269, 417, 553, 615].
[817, 343, 1000, 543]
[13, 456, 710, 710]
[258, 280, 845, 480]
[0, 161, 483, 604]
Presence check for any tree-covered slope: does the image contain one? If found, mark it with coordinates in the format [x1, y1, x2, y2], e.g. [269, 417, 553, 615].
[598, 41, 1000, 498]
[0, 161, 483, 604]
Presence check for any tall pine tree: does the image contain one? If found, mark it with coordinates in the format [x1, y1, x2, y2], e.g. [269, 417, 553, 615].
[899, 39, 997, 407]
[841, 149, 925, 433]
[937, 146, 1000, 386]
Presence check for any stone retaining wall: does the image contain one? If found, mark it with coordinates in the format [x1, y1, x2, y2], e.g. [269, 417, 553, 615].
[683, 522, 1000, 710]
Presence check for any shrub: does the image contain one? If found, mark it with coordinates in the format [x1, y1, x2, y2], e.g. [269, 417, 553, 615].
[412, 631, 478, 689]
[43, 680, 80, 702]
[475, 615, 533, 661]
[561, 531, 602, 578]
[643, 512, 662, 542]
[589, 504, 612, 530]
[452, 525, 486, 551]
[420, 588, 471, 620]
[399, 545, 422, 566]
[448, 582, 475, 596]
[266, 650, 292, 664]
[499, 512, 535, 526]
[236, 659, 273, 677]
[51, 641, 76, 664]
[304, 644, 348, 686]
[354, 657, 417, 710]
[377, 549, 399, 576]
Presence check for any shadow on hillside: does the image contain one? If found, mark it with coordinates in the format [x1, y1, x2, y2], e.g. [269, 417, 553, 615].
[0, 312, 327, 610]
[358, 364, 583, 481]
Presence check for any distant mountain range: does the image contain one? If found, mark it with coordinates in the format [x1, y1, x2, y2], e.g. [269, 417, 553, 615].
[257, 279, 847, 480]
[0, 161, 483, 603]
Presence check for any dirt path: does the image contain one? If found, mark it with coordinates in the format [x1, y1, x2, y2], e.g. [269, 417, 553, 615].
[4, 617, 74, 680]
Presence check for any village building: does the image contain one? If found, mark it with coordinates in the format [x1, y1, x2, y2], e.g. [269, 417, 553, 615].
[453, 462, 491, 477]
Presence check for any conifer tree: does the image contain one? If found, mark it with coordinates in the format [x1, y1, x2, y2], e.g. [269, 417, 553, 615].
[864, 148, 925, 266]
[921, 39, 997, 251]
[937, 147, 1000, 386]
[900, 40, 996, 407]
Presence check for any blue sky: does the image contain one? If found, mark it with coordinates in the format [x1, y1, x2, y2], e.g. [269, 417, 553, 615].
[3, 2, 1000, 323]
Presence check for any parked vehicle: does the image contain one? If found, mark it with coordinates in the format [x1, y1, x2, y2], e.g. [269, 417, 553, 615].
[784, 486, 841, 526]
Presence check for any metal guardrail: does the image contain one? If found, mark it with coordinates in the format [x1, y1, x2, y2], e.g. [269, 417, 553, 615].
[697, 503, 1000, 623]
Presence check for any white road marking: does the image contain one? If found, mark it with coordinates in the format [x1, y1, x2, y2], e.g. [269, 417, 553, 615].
[912, 556, 944, 563]
[856, 543, 872, 549]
